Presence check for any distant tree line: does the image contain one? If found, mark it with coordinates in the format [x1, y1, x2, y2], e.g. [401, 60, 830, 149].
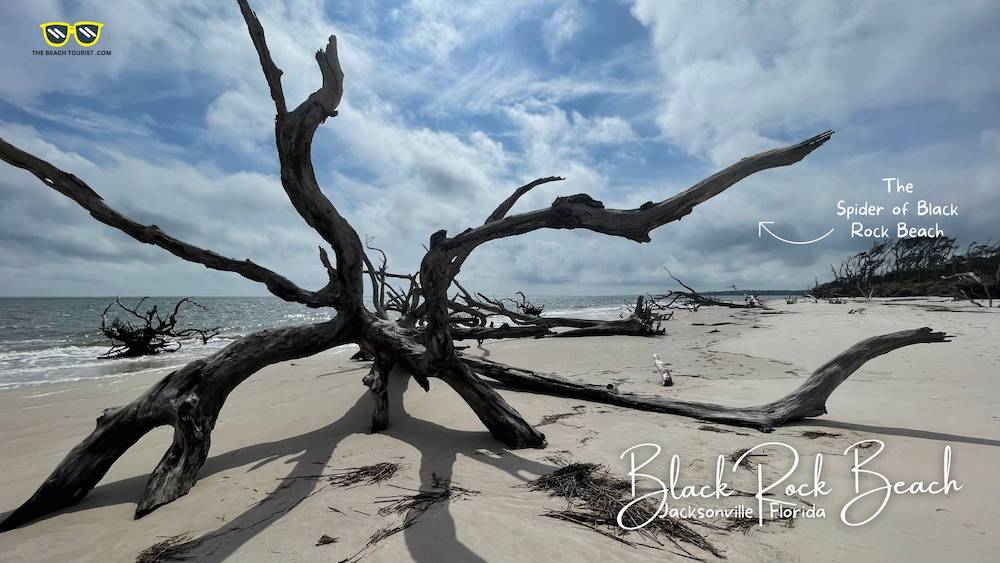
[812, 236, 1000, 300]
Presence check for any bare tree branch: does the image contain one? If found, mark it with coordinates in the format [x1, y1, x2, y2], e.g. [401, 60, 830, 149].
[236, 0, 287, 114]
[99, 297, 219, 358]
[439, 131, 833, 257]
[659, 268, 753, 309]
[486, 176, 565, 223]
[239, 0, 366, 308]
[943, 272, 993, 307]
[0, 139, 338, 308]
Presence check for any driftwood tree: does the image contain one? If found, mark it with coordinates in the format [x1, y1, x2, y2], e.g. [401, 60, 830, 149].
[447, 282, 667, 340]
[0, 0, 950, 531]
[657, 268, 767, 310]
[99, 297, 219, 358]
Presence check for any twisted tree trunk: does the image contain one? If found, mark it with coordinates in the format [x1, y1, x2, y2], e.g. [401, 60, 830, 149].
[0, 0, 950, 533]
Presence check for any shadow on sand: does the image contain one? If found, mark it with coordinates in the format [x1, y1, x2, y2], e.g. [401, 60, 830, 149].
[790, 419, 1000, 448]
[3, 368, 557, 562]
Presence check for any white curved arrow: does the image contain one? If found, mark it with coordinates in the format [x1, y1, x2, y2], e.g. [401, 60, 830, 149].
[758, 221, 835, 245]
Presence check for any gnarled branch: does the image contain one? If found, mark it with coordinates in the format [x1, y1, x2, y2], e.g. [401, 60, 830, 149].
[486, 176, 565, 223]
[440, 131, 833, 257]
[0, 138, 339, 307]
[240, 0, 367, 309]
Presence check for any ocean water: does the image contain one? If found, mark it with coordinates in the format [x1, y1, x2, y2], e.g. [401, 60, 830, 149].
[0, 295, 632, 389]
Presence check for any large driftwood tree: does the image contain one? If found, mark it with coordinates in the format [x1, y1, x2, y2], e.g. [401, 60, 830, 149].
[0, 0, 948, 531]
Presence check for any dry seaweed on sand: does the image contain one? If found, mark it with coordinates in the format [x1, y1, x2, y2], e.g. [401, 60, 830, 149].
[537, 412, 580, 426]
[283, 460, 405, 489]
[135, 533, 199, 563]
[316, 534, 339, 546]
[537, 405, 587, 426]
[728, 447, 769, 471]
[526, 463, 724, 560]
[327, 461, 404, 488]
[544, 450, 573, 465]
[697, 425, 751, 437]
[722, 513, 795, 534]
[339, 474, 478, 562]
[338, 522, 415, 563]
[798, 430, 842, 439]
[374, 473, 480, 516]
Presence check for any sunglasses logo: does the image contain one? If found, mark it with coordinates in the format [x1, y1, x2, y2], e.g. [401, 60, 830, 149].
[39, 22, 104, 48]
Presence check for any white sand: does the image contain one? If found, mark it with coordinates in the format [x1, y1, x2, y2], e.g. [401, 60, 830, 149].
[0, 298, 997, 562]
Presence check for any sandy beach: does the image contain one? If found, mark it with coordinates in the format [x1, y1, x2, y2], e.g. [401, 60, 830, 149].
[3, 1, 998, 560]
[0, 298, 996, 562]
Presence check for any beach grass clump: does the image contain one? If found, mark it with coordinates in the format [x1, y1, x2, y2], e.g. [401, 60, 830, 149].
[527, 463, 723, 559]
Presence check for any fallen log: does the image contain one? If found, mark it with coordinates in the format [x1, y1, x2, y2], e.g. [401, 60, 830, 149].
[658, 269, 760, 309]
[466, 327, 948, 430]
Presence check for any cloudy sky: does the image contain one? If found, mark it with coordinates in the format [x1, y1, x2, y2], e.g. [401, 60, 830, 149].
[1, 0, 998, 297]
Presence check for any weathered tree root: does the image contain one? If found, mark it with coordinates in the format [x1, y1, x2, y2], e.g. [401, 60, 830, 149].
[0, 317, 355, 531]
[467, 327, 948, 430]
[99, 297, 219, 359]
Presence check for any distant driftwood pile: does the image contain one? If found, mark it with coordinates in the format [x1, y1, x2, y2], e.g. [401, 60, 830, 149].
[98, 297, 218, 359]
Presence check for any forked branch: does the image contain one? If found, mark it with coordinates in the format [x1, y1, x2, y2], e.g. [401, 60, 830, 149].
[438, 132, 833, 257]
[239, 0, 367, 309]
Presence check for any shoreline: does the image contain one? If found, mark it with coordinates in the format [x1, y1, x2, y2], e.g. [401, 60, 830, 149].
[0, 298, 997, 562]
